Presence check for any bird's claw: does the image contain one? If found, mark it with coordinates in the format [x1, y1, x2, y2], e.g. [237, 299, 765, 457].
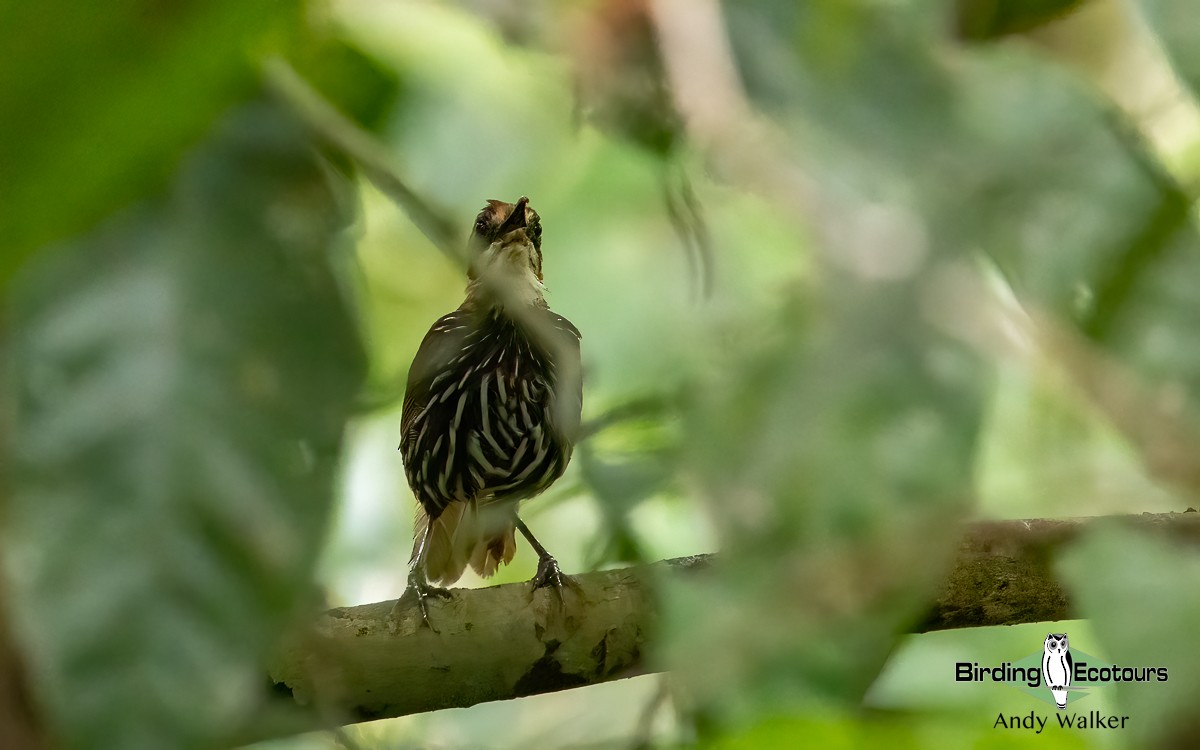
[404, 572, 451, 631]
[531, 555, 575, 600]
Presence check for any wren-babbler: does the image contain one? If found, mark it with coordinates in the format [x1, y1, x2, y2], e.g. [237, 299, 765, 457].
[399, 197, 582, 621]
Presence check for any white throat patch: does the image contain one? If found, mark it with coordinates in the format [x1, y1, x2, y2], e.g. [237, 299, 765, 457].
[475, 239, 545, 308]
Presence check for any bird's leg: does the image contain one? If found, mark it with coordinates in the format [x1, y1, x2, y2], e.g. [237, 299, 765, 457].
[404, 522, 451, 631]
[516, 518, 574, 598]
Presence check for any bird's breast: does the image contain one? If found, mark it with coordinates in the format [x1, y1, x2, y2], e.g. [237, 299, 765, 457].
[402, 312, 577, 516]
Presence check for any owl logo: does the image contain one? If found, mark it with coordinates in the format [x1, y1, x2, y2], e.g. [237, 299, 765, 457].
[1042, 633, 1073, 710]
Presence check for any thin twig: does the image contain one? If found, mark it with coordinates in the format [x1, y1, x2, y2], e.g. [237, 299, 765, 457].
[578, 395, 673, 440]
[263, 58, 463, 262]
[662, 166, 715, 301]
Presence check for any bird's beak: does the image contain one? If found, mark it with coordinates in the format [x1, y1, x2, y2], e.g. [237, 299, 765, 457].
[495, 196, 529, 237]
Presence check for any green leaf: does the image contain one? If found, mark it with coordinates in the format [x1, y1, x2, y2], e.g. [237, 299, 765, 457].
[954, 47, 1200, 477]
[0, 1, 302, 289]
[1137, 0, 1200, 102]
[288, 34, 403, 133]
[671, 278, 984, 722]
[8, 98, 364, 749]
[1058, 525, 1200, 745]
[668, 2, 986, 725]
[956, 50, 1199, 357]
[954, 0, 1089, 40]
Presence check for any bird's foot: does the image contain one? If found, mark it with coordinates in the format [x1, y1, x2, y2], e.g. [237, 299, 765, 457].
[402, 572, 452, 632]
[531, 554, 576, 600]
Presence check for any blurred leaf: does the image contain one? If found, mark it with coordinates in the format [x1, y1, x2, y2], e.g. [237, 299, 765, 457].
[574, 397, 681, 565]
[1078, 180, 1200, 396]
[954, 47, 1200, 490]
[288, 34, 402, 133]
[7, 98, 364, 749]
[730, 0, 1200, 499]
[660, 2, 985, 726]
[956, 53, 1200, 369]
[723, 0, 956, 178]
[667, 2, 1200, 738]
[579, 447, 674, 566]
[729, 0, 1200, 411]
[708, 711, 1093, 750]
[0, 1, 302, 288]
[953, 57, 1168, 317]
[1059, 525, 1200, 746]
[954, 0, 1090, 41]
[672, 274, 984, 722]
[570, 0, 680, 157]
[1137, 0, 1200, 102]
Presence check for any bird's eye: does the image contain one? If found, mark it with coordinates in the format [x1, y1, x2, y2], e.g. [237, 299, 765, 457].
[474, 217, 488, 235]
[532, 223, 542, 238]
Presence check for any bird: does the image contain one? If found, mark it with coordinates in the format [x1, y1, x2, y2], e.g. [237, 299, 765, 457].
[399, 196, 582, 623]
[1042, 633, 1072, 710]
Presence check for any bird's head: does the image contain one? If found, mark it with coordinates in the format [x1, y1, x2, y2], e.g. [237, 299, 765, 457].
[466, 196, 546, 307]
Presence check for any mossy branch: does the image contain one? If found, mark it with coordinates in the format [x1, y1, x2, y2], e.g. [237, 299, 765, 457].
[267, 511, 1200, 730]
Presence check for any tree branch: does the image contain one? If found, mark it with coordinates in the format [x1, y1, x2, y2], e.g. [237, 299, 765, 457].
[267, 511, 1200, 729]
[263, 59, 463, 262]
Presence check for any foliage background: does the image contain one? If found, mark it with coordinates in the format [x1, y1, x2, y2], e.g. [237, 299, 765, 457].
[5, 0, 1200, 748]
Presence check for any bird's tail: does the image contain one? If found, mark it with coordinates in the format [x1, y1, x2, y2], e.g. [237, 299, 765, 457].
[412, 502, 517, 586]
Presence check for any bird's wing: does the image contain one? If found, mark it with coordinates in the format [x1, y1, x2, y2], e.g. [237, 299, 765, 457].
[545, 311, 583, 443]
[400, 310, 472, 447]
